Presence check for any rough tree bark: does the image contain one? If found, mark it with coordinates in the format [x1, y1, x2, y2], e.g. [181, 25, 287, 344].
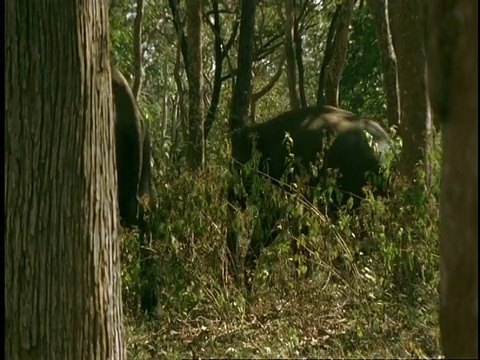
[284, 0, 301, 109]
[186, 0, 204, 169]
[132, 0, 145, 98]
[367, 0, 400, 128]
[427, 1, 478, 358]
[389, 0, 431, 180]
[324, 0, 355, 106]
[5, 0, 125, 358]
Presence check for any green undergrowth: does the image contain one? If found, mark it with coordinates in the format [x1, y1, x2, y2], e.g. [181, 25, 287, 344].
[120, 134, 442, 359]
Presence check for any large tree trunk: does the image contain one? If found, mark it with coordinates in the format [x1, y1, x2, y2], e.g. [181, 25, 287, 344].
[389, 0, 431, 179]
[427, 1, 478, 358]
[324, 0, 355, 106]
[5, 0, 125, 358]
[186, 0, 204, 169]
[367, 0, 400, 128]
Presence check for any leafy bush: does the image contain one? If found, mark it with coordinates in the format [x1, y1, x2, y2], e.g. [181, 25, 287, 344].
[121, 125, 441, 358]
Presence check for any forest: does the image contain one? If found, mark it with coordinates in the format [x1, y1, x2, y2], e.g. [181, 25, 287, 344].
[6, 0, 477, 359]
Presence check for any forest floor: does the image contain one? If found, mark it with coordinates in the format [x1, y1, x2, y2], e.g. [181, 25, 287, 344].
[121, 158, 442, 359]
[125, 272, 441, 359]
[121, 204, 441, 359]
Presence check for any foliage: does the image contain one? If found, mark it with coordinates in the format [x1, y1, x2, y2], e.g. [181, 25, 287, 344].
[110, 1, 441, 358]
[340, 5, 386, 120]
[120, 129, 441, 358]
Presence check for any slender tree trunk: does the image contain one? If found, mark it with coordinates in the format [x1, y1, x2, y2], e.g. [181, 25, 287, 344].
[294, 10, 308, 108]
[316, 5, 341, 106]
[284, 0, 301, 109]
[161, 91, 168, 151]
[186, 0, 204, 169]
[368, 0, 400, 128]
[173, 26, 187, 163]
[227, 0, 256, 281]
[324, 0, 355, 106]
[132, 0, 145, 98]
[427, 1, 478, 358]
[5, 0, 125, 358]
[389, 0, 431, 179]
[168, 0, 190, 77]
[171, 96, 182, 164]
[229, 0, 256, 156]
[204, 0, 225, 141]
